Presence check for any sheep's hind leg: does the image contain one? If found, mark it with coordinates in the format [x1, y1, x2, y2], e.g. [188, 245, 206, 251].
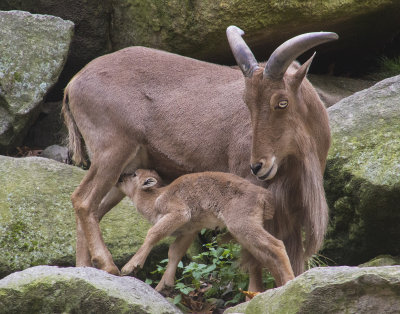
[155, 231, 198, 293]
[72, 144, 137, 275]
[75, 187, 126, 267]
[226, 219, 294, 287]
[241, 248, 264, 292]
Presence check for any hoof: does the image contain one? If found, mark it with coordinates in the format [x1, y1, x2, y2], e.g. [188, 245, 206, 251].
[121, 264, 139, 276]
[105, 265, 121, 276]
[156, 285, 175, 297]
[121, 268, 132, 276]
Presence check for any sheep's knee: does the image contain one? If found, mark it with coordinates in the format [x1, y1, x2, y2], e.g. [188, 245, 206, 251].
[71, 194, 92, 219]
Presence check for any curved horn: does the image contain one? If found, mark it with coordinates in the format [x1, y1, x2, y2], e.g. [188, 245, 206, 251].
[264, 32, 339, 80]
[226, 26, 259, 77]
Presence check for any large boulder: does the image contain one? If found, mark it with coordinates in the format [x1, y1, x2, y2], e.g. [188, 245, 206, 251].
[322, 75, 400, 265]
[0, 156, 169, 278]
[0, 266, 181, 314]
[224, 266, 400, 314]
[110, 0, 400, 66]
[0, 2, 111, 100]
[0, 10, 73, 152]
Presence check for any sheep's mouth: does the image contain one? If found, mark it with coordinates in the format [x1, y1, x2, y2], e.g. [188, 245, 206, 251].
[257, 163, 277, 181]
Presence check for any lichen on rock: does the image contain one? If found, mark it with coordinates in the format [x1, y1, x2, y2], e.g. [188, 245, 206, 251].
[224, 266, 400, 314]
[0, 156, 170, 278]
[322, 75, 400, 265]
[0, 266, 182, 314]
[0, 10, 74, 151]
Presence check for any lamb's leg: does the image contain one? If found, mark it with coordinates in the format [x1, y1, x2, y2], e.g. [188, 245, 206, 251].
[226, 218, 294, 287]
[241, 248, 264, 292]
[121, 211, 189, 276]
[155, 232, 198, 292]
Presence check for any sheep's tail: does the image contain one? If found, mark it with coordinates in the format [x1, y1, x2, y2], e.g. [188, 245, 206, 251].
[62, 84, 86, 166]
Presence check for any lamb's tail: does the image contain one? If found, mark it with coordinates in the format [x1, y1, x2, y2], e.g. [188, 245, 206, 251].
[62, 84, 86, 166]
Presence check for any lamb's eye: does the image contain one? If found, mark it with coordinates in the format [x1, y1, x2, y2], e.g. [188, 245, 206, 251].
[277, 100, 288, 109]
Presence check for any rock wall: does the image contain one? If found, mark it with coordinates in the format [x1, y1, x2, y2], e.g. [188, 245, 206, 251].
[1, 1, 399, 85]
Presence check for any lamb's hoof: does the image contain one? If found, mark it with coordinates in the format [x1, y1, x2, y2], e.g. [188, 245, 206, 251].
[121, 268, 132, 276]
[121, 264, 140, 276]
[156, 285, 175, 297]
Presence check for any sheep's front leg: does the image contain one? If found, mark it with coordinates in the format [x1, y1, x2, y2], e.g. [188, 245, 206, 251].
[155, 231, 197, 292]
[121, 211, 189, 276]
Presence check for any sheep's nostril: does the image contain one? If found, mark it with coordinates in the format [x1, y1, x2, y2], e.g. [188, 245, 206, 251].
[250, 163, 263, 175]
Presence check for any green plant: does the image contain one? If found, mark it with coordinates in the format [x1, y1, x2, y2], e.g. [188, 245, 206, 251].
[306, 253, 336, 270]
[369, 55, 400, 80]
[149, 239, 249, 306]
[146, 230, 281, 311]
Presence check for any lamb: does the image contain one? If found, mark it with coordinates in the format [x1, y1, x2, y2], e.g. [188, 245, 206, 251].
[116, 169, 295, 292]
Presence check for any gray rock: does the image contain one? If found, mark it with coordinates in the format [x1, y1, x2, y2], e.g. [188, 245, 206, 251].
[0, 265, 181, 314]
[0, 2, 112, 101]
[40, 145, 68, 163]
[0, 156, 170, 278]
[322, 75, 400, 265]
[0, 10, 74, 152]
[224, 266, 400, 314]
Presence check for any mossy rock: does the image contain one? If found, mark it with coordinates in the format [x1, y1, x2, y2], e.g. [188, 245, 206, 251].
[0, 156, 170, 279]
[322, 75, 400, 265]
[0, 266, 181, 314]
[224, 266, 400, 314]
[0, 10, 74, 151]
[111, 0, 400, 66]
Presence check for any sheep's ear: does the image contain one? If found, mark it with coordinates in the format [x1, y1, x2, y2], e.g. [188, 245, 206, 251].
[142, 177, 158, 190]
[291, 52, 316, 90]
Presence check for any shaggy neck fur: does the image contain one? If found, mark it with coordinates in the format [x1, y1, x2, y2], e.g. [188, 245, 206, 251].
[266, 152, 328, 275]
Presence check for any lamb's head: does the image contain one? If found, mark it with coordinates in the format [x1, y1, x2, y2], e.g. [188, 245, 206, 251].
[117, 169, 162, 196]
[227, 26, 338, 181]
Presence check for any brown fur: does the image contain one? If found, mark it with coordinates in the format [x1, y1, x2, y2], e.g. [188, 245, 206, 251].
[116, 169, 294, 291]
[62, 42, 330, 288]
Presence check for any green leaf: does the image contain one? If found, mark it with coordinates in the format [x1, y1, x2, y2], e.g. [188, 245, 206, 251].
[173, 294, 182, 304]
[204, 263, 217, 273]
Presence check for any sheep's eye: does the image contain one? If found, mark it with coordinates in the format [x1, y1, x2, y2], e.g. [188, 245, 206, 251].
[277, 100, 288, 109]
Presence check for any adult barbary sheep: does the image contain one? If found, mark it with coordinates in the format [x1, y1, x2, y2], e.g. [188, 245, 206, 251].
[116, 169, 295, 291]
[62, 25, 337, 291]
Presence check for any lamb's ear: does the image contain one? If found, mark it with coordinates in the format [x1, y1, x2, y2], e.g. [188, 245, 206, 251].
[142, 177, 158, 190]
